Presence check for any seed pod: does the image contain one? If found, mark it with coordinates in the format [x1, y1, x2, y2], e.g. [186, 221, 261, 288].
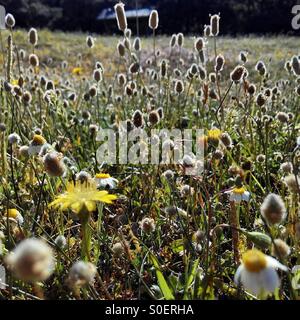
[43, 152, 66, 177]
[175, 80, 184, 94]
[243, 231, 272, 250]
[256, 93, 266, 107]
[239, 51, 247, 63]
[177, 33, 184, 47]
[29, 54, 39, 67]
[86, 36, 94, 48]
[93, 69, 102, 82]
[215, 54, 225, 72]
[148, 110, 160, 126]
[129, 62, 140, 74]
[260, 193, 286, 225]
[149, 10, 159, 30]
[28, 28, 38, 46]
[230, 65, 245, 82]
[204, 25, 211, 37]
[133, 37, 141, 51]
[170, 34, 177, 48]
[114, 2, 127, 32]
[132, 110, 144, 128]
[199, 65, 207, 80]
[210, 14, 220, 36]
[117, 41, 125, 57]
[5, 14, 15, 28]
[160, 59, 167, 78]
[194, 37, 204, 52]
[247, 84, 256, 96]
[291, 56, 300, 76]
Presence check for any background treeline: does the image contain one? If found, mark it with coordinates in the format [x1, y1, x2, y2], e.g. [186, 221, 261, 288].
[3, 0, 300, 35]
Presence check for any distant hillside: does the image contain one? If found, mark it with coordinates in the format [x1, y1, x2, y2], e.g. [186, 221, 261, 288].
[3, 0, 299, 35]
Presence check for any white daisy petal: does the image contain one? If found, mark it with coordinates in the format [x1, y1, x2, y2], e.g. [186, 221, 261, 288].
[260, 267, 280, 293]
[266, 256, 288, 271]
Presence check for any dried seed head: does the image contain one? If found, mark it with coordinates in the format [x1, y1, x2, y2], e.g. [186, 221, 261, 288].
[170, 34, 177, 48]
[67, 261, 97, 289]
[43, 151, 66, 177]
[247, 84, 256, 96]
[194, 37, 204, 52]
[255, 60, 267, 76]
[149, 10, 159, 30]
[86, 36, 94, 48]
[28, 28, 38, 46]
[177, 33, 184, 47]
[260, 193, 287, 225]
[8, 133, 21, 145]
[160, 59, 167, 78]
[162, 169, 174, 180]
[239, 51, 247, 63]
[5, 14, 15, 28]
[220, 132, 232, 148]
[291, 56, 300, 76]
[210, 14, 220, 36]
[215, 54, 225, 72]
[22, 91, 32, 104]
[272, 239, 290, 258]
[276, 111, 289, 123]
[93, 69, 102, 82]
[132, 110, 144, 128]
[148, 110, 160, 126]
[114, 2, 127, 32]
[204, 25, 211, 37]
[284, 174, 300, 194]
[133, 37, 141, 51]
[112, 242, 125, 257]
[29, 54, 39, 67]
[256, 93, 266, 107]
[280, 162, 293, 174]
[129, 62, 140, 74]
[256, 154, 266, 163]
[5, 238, 55, 282]
[140, 217, 156, 234]
[55, 235, 67, 249]
[117, 41, 126, 57]
[175, 80, 184, 94]
[213, 149, 224, 160]
[230, 65, 245, 82]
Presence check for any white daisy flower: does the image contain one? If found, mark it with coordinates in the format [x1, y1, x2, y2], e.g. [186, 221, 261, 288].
[95, 173, 118, 189]
[6, 209, 24, 225]
[234, 249, 287, 296]
[226, 186, 250, 203]
[28, 134, 47, 156]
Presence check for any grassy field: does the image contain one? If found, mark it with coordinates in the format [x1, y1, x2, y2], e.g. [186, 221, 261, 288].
[0, 26, 299, 300]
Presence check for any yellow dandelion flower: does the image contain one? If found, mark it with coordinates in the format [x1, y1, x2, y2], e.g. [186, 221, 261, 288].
[31, 134, 46, 146]
[49, 181, 117, 214]
[72, 67, 82, 76]
[207, 128, 222, 141]
[95, 173, 111, 179]
[11, 79, 19, 86]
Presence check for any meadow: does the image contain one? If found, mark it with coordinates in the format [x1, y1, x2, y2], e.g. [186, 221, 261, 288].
[0, 9, 300, 300]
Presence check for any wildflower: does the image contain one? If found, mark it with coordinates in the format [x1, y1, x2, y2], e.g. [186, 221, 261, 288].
[28, 134, 46, 156]
[114, 2, 127, 32]
[260, 194, 286, 225]
[149, 10, 159, 30]
[140, 217, 156, 234]
[95, 173, 119, 190]
[71, 67, 82, 76]
[272, 239, 290, 258]
[76, 170, 92, 184]
[226, 186, 250, 203]
[5, 14, 15, 28]
[43, 151, 66, 177]
[5, 238, 55, 282]
[49, 181, 117, 214]
[67, 261, 97, 289]
[5, 209, 24, 225]
[207, 128, 221, 145]
[234, 249, 287, 296]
